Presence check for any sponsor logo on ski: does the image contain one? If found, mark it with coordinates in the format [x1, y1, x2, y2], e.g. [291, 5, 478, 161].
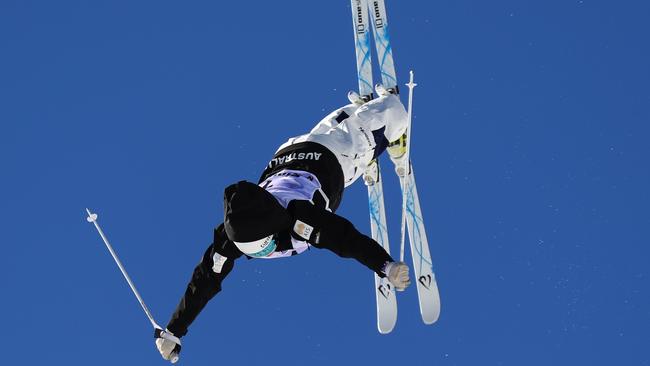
[378, 283, 392, 299]
[354, 0, 365, 34]
[418, 274, 433, 290]
[373, 1, 384, 28]
[268, 152, 322, 168]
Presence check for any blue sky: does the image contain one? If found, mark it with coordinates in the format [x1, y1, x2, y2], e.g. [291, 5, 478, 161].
[1, 1, 649, 365]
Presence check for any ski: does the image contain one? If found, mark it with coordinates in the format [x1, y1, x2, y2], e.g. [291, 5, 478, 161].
[399, 163, 441, 324]
[366, 160, 397, 334]
[351, 0, 375, 101]
[367, 0, 398, 92]
[351, 0, 398, 334]
[368, 0, 441, 325]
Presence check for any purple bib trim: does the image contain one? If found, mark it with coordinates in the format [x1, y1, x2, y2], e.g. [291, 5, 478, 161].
[258, 169, 320, 259]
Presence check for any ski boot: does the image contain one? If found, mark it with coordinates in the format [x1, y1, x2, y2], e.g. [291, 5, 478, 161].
[363, 158, 380, 186]
[375, 83, 399, 97]
[388, 133, 409, 177]
[347, 90, 373, 105]
[375, 83, 410, 177]
[348, 84, 396, 106]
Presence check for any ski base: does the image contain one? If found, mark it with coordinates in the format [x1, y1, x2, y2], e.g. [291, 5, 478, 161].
[400, 165, 440, 324]
[366, 160, 398, 333]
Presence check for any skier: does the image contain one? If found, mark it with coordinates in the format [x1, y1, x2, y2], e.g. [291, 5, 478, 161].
[155, 86, 411, 361]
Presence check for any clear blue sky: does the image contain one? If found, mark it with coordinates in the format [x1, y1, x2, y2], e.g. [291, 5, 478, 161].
[1, 1, 648, 365]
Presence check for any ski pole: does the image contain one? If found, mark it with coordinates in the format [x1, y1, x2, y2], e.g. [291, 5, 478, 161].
[400, 70, 416, 262]
[85, 208, 180, 363]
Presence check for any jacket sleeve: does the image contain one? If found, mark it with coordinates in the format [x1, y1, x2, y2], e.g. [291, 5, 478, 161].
[287, 200, 393, 276]
[166, 224, 242, 337]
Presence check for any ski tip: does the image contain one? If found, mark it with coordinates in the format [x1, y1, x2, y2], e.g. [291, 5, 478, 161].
[423, 311, 440, 325]
[421, 282, 441, 325]
[377, 312, 397, 334]
[423, 302, 441, 325]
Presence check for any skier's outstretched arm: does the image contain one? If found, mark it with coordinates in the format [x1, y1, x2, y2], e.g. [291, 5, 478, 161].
[287, 200, 393, 275]
[165, 224, 241, 337]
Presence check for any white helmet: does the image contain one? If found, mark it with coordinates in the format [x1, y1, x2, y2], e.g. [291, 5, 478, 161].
[233, 235, 277, 258]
